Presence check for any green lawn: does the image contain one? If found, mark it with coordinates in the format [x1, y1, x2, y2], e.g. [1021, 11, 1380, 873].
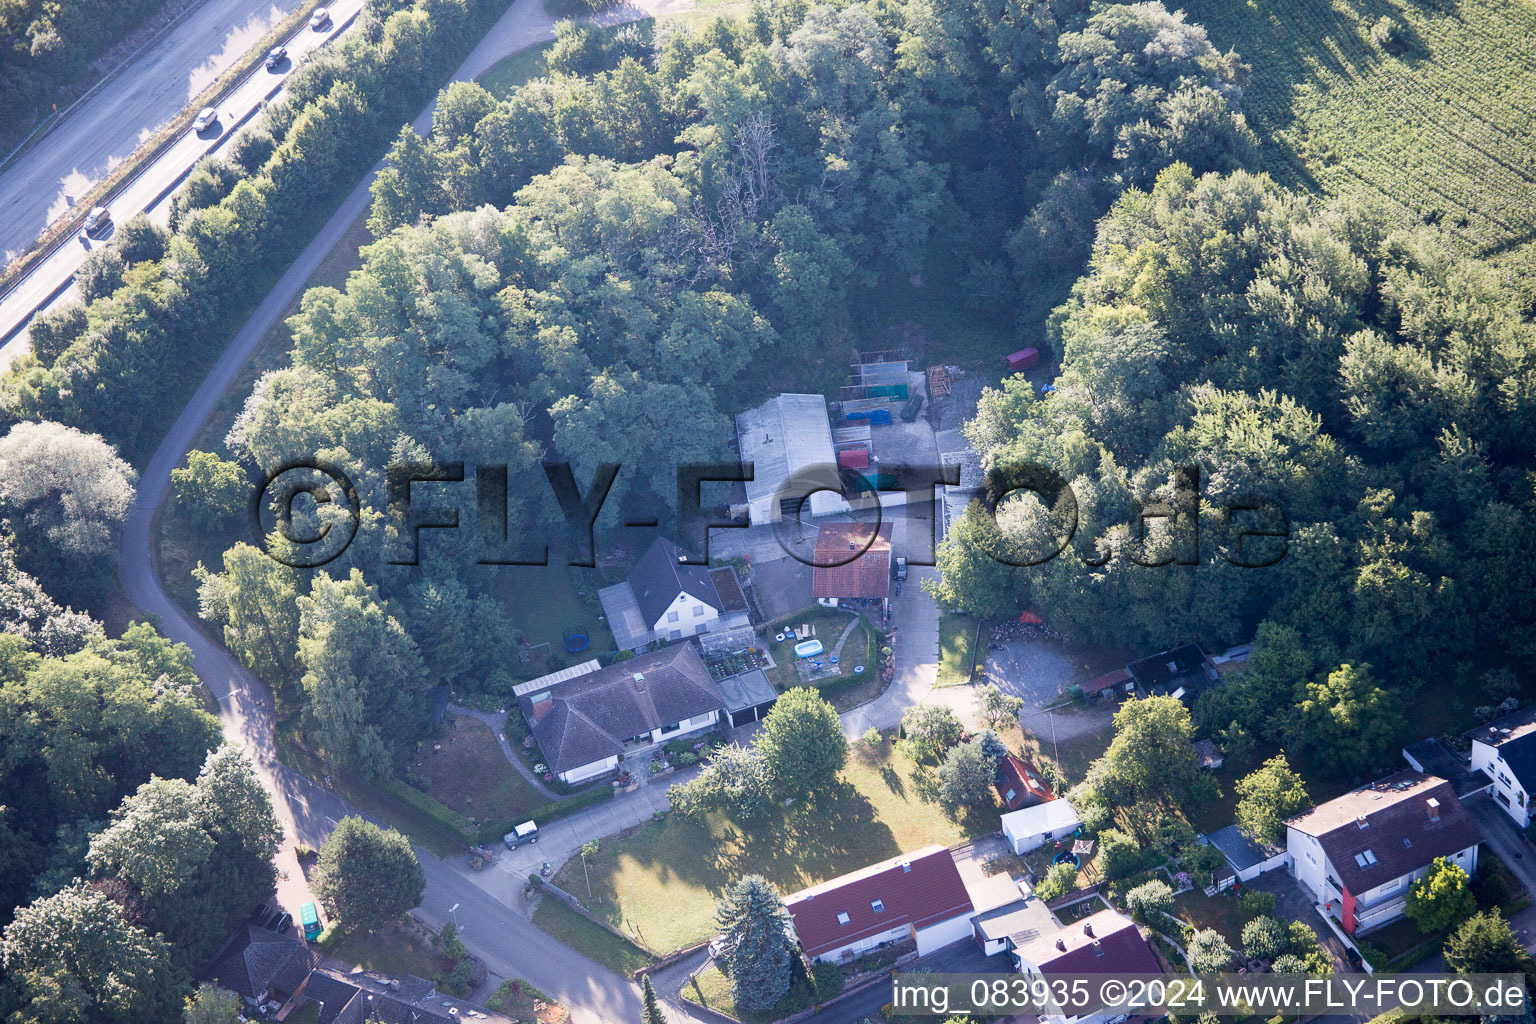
[541, 730, 1001, 955]
[683, 962, 820, 1024]
[530, 899, 654, 977]
[1170, 888, 1246, 945]
[936, 611, 979, 687]
[495, 562, 616, 680]
[328, 920, 452, 980]
[410, 717, 551, 829]
[1183, 0, 1536, 292]
[477, 41, 553, 98]
[761, 605, 883, 709]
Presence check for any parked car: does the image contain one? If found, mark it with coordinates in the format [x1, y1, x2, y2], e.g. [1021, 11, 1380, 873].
[502, 820, 538, 849]
[893, 556, 908, 581]
[270, 911, 292, 934]
[265, 46, 288, 70]
[192, 107, 219, 132]
[310, 6, 331, 29]
[82, 206, 111, 234]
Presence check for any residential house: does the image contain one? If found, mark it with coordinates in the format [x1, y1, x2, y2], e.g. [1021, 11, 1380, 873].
[734, 393, 850, 524]
[1193, 739, 1224, 771]
[1468, 711, 1536, 827]
[1001, 799, 1082, 856]
[784, 846, 976, 962]
[811, 522, 894, 613]
[512, 644, 726, 784]
[1285, 771, 1482, 936]
[1012, 909, 1163, 1024]
[203, 927, 514, 1024]
[996, 752, 1055, 811]
[204, 925, 318, 1012]
[598, 536, 749, 651]
[1125, 644, 1218, 704]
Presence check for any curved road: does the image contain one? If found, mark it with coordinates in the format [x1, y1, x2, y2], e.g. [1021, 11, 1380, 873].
[117, 0, 698, 1020]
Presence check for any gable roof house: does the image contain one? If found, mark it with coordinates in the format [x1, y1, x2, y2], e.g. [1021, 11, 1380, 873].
[734, 394, 850, 525]
[996, 752, 1055, 811]
[1012, 909, 1163, 1024]
[1285, 771, 1483, 935]
[598, 537, 748, 651]
[784, 846, 976, 962]
[205, 925, 319, 1010]
[811, 522, 894, 612]
[513, 644, 726, 784]
[1468, 707, 1536, 827]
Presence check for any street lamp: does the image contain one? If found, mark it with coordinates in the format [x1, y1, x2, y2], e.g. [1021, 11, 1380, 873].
[448, 903, 459, 929]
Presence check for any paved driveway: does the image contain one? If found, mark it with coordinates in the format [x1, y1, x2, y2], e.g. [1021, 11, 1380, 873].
[1465, 791, 1536, 895]
[1244, 869, 1351, 970]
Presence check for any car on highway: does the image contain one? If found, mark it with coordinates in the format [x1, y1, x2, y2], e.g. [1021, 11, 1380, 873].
[265, 46, 288, 70]
[192, 107, 220, 132]
[82, 206, 111, 235]
[310, 6, 331, 29]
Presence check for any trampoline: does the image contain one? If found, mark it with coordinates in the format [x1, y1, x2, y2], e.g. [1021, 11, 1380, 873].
[563, 633, 590, 653]
[1052, 851, 1081, 868]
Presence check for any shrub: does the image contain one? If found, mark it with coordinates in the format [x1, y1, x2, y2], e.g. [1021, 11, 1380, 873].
[811, 961, 845, 1000]
[1370, 15, 1408, 53]
[1187, 929, 1234, 973]
[315, 922, 343, 951]
[1125, 879, 1174, 922]
[1098, 829, 1144, 880]
[1271, 953, 1305, 974]
[1237, 890, 1276, 921]
[1035, 861, 1079, 903]
[1241, 916, 1287, 960]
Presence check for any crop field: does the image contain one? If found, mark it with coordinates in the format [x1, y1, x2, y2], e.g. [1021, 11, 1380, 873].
[1185, 0, 1536, 288]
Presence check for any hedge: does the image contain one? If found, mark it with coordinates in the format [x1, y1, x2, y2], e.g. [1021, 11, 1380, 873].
[383, 777, 478, 844]
[476, 783, 615, 845]
[1, 0, 516, 463]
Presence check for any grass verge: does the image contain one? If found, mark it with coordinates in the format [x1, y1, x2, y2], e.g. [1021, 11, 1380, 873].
[530, 898, 655, 978]
[935, 611, 978, 686]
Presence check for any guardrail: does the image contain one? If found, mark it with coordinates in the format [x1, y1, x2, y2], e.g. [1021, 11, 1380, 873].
[0, 0, 220, 176]
[0, 0, 340, 307]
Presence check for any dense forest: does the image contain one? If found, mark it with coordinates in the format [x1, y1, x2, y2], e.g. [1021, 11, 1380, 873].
[178, 0, 1276, 782]
[0, 0, 167, 137]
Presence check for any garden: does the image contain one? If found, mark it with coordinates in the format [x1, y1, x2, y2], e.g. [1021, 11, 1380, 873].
[542, 728, 1003, 957]
[759, 605, 887, 712]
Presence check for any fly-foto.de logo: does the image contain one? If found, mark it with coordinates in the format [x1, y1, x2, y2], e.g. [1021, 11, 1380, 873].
[246, 459, 1288, 570]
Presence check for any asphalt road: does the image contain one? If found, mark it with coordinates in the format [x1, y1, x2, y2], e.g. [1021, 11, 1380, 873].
[1, 0, 310, 261]
[0, 0, 368, 365]
[115, 0, 702, 1019]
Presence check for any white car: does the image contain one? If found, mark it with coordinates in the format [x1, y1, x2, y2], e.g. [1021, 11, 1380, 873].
[192, 107, 219, 132]
[310, 6, 331, 29]
[82, 206, 111, 234]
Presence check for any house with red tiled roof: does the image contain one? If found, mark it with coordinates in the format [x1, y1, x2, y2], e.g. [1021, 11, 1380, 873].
[996, 752, 1055, 811]
[784, 846, 975, 962]
[1285, 771, 1482, 935]
[1012, 909, 1162, 1024]
[811, 522, 894, 613]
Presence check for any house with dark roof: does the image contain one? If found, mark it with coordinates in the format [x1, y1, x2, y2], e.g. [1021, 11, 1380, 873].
[784, 846, 976, 962]
[598, 537, 750, 651]
[513, 644, 726, 783]
[203, 929, 515, 1024]
[811, 522, 893, 612]
[1125, 643, 1217, 704]
[1285, 771, 1483, 935]
[1468, 707, 1536, 827]
[204, 925, 318, 1010]
[1011, 909, 1163, 1024]
[996, 752, 1055, 811]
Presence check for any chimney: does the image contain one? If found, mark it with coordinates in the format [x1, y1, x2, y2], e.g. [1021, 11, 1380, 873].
[1356, 815, 1369, 829]
[633, 672, 645, 691]
[1055, 938, 1067, 951]
[1083, 922, 1095, 938]
[1093, 940, 1104, 956]
[1426, 797, 1441, 821]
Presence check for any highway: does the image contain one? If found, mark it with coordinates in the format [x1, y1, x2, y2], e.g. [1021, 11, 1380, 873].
[0, 0, 367, 368]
